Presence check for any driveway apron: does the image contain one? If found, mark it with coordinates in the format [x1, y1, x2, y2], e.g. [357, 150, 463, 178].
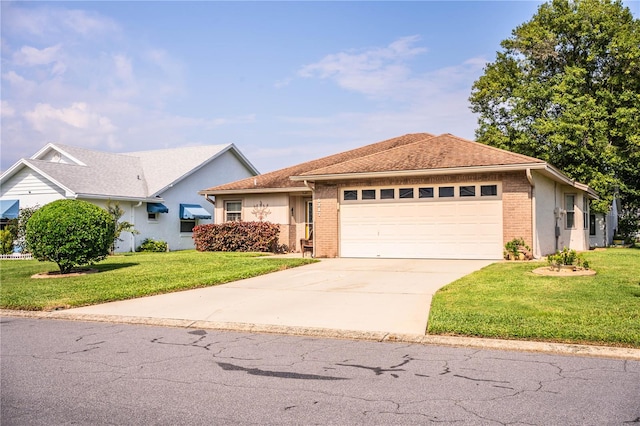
[66, 259, 494, 335]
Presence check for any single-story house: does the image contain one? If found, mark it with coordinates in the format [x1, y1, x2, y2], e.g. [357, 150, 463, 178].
[0, 143, 258, 252]
[589, 197, 619, 248]
[200, 133, 598, 259]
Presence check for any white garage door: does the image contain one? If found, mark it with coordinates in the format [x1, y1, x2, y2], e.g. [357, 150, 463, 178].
[339, 185, 503, 259]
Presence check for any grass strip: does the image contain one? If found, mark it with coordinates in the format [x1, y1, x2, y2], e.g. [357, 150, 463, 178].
[427, 248, 640, 348]
[0, 251, 315, 311]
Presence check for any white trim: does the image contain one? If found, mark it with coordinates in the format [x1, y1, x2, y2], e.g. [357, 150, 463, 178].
[0, 159, 77, 198]
[31, 143, 87, 166]
[150, 144, 260, 197]
[199, 187, 311, 196]
[291, 163, 548, 181]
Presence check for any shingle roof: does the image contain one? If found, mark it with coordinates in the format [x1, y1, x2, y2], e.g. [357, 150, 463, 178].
[33, 145, 149, 198]
[298, 133, 545, 177]
[201, 133, 435, 192]
[122, 144, 233, 195]
[5, 143, 240, 200]
[201, 133, 545, 193]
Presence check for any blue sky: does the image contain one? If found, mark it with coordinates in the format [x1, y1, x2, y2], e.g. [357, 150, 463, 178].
[2, 1, 637, 174]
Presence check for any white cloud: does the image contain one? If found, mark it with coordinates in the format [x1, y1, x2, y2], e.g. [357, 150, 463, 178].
[13, 44, 66, 76]
[3, 4, 120, 40]
[1, 101, 16, 117]
[299, 35, 427, 98]
[24, 102, 117, 133]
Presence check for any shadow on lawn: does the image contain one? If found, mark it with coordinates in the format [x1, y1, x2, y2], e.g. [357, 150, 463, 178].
[93, 263, 139, 272]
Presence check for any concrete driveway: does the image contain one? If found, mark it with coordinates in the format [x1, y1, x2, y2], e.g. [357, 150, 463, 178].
[66, 258, 493, 335]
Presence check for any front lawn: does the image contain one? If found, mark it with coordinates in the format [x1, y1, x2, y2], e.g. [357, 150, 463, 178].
[0, 251, 315, 311]
[427, 248, 640, 348]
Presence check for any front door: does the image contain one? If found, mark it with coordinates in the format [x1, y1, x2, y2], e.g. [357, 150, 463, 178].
[305, 199, 313, 239]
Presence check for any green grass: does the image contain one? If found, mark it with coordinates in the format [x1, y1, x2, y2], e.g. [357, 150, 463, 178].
[427, 248, 640, 348]
[0, 251, 316, 311]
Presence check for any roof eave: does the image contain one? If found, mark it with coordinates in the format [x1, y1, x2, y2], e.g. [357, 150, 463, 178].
[535, 165, 600, 199]
[76, 194, 166, 203]
[199, 187, 310, 196]
[290, 163, 549, 181]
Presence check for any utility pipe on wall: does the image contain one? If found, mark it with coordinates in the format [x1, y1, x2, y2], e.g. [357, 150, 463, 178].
[526, 169, 537, 258]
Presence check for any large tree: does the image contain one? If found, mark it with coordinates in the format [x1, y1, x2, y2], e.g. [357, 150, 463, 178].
[470, 0, 640, 212]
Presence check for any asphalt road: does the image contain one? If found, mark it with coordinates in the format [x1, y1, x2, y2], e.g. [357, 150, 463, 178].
[2, 317, 639, 425]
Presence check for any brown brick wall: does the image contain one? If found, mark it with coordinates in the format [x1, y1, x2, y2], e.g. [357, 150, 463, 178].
[501, 172, 533, 249]
[313, 171, 534, 258]
[314, 183, 339, 257]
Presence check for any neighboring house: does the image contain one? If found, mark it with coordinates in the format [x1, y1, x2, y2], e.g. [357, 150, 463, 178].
[0, 143, 258, 252]
[200, 133, 598, 259]
[589, 197, 619, 248]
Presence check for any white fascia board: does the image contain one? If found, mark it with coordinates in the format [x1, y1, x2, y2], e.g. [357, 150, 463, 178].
[149, 144, 259, 197]
[0, 160, 77, 198]
[0, 159, 29, 183]
[290, 163, 549, 181]
[31, 143, 87, 166]
[228, 143, 260, 175]
[537, 165, 599, 199]
[77, 194, 165, 203]
[198, 187, 310, 196]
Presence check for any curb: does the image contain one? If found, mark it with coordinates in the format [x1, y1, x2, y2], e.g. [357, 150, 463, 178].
[2, 309, 639, 361]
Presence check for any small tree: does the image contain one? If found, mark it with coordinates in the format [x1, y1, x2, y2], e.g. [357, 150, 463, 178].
[0, 230, 13, 254]
[26, 200, 115, 274]
[106, 200, 138, 253]
[6, 205, 40, 253]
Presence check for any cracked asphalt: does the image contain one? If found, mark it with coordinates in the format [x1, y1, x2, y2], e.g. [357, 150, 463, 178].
[2, 317, 639, 425]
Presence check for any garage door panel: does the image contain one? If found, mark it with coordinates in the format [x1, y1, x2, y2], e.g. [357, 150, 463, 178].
[340, 200, 503, 259]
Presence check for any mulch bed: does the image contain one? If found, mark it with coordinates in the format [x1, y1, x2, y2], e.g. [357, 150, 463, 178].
[31, 269, 98, 279]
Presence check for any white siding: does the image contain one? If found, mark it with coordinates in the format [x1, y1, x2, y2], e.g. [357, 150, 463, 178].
[532, 171, 590, 256]
[0, 169, 66, 209]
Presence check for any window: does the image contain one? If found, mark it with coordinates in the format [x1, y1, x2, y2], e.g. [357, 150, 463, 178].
[589, 214, 596, 236]
[148, 213, 157, 221]
[225, 201, 242, 222]
[419, 187, 434, 198]
[180, 220, 196, 233]
[439, 186, 454, 198]
[362, 189, 376, 200]
[399, 188, 414, 199]
[481, 185, 498, 196]
[583, 197, 589, 230]
[380, 189, 395, 199]
[460, 186, 475, 197]
[343, 190, 357, 201]
[565, 194, 575, 228]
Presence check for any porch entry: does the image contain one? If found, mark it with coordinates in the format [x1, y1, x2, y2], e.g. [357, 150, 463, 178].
[305, 199, 313, 239]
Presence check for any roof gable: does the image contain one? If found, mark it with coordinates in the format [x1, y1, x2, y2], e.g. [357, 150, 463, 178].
[123, 144, 232, 196]
[2, 143, 254, 200]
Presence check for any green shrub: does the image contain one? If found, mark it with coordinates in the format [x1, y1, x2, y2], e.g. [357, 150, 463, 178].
[5, 205, 39, 253]
[504, 237, 531, 260]
[136, 238, 168, 252]
[25, 200, 115, 274]
[547, 247, 589, 270]
[193, 221, 280, 252]
[0, 230, 14, 255]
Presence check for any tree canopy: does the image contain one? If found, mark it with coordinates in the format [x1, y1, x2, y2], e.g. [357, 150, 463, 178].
[470, 0, 640, 212]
